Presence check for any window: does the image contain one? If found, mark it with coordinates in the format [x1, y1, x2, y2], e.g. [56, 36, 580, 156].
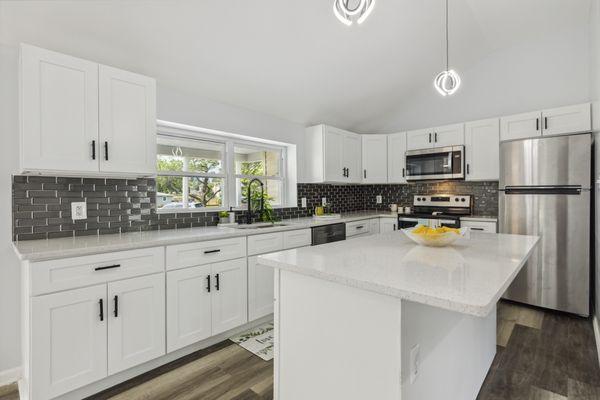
[156, 136, 226, 210]
[156, 127, 289, 212]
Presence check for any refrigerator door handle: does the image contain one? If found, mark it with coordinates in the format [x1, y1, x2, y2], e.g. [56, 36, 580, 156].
[503, 185, 583, 195]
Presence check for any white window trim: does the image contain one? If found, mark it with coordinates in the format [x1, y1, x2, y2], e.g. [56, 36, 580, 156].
[156, 121, 292, 213]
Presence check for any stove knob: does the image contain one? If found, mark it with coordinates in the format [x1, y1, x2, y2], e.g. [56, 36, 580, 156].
[416, 197, 421, 201]
[461, 198, 466, 202]
[455, 198, 459, 202]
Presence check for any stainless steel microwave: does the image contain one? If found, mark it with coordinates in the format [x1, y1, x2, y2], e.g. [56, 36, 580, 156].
[405, 145, 464, 181]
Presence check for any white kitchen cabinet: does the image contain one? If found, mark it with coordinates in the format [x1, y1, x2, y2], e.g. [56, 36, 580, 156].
[166, 264, 213, 352]
[369, 218, 380, 234]
[211, 258, 248, 335]
[465, 118, 500, 181]
[541, 103, 591, 137]
[433, 123, 465, 147]
[20, 44, 99, 173]
[461, 220, 497, 233]
[19, 44, 156, 176]
[99, 66, 156, 175]
[247, 232, 284, 256]
[305, 124, 362, 183]
[346, 220, 371, 238]
[500, 111, 542, 141]
[387, 132, 407, 184]
[31, 284, 107, 400]
[282, 229, 312, 249]
[248, 255, 274, 321]
[406, 128, 432, 151]
[362, 134, 388, 183]
[380, 218, 398, 233]
[107, 273, 165, 375]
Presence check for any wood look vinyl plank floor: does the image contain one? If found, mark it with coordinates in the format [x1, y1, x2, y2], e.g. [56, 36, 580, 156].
[1, 301, 597, 400]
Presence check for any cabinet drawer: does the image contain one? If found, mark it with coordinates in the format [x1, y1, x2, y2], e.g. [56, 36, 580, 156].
[166, 237, 246, 270]
[283, 229, 312, 249]
[247, 232, 284, 256]
[346, 220, 371, 237]
[461, 220, 496, 233]
[30, 247, 164, 296]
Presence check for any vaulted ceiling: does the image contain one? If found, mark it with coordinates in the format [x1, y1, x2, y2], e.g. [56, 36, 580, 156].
[0, 0, 592, 132]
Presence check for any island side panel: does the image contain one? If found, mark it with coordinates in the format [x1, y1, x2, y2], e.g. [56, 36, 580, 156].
[401, 300, 496, 400]
[275, 270, 402, 400]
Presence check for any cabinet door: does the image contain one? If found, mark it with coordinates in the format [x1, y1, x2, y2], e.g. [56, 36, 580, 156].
[542, 103, 591, 137]
[500, 111, 542, 141]
[380, 219, 397, 233]
[99, 65, 156, 175]
[406, 128, 433, 150]
[166, 265, 212, 352]
[464, 118, 500, 181]
[433, 123, 464, 147]
[361, 135, 388, 183]
[31, 285, 107, 400]
[107, 273, 165, 375]
[20, 44, 99, 173]
[343, 133, 362, 183]
[369, 218, 380, 234]
[324, 127, 345, 182]
[248, 256, 274, 321]
[211, 258, 248, 335]
[387, 132, 407, 183]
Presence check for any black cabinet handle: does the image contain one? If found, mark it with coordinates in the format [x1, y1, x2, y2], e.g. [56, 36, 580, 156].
[92, 140, 96, 160]
[364, 170, 366, 179]
[215, 273, 220, 291]
[536, 118, 540, 131]
[471, 227, 484, 231]
[429, 133, 432, 143]
[435, 132, 438, 142]
[104, 141, 109, 161]
[402, 168, 405, 178]
[393, 224, 397, 231]
[544, 117, 548, 130]
[114, 295, 118, 318]
[356, 225, 364, 229]
[206, 275, 211, 292]
[204, 249, 221, 254]
[467, 164, 470, 174]
[94, 264, 121, 271]
[99, 299, 104, 321]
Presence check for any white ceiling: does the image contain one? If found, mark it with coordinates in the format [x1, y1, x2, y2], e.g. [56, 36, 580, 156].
[0, 0, 592, 132]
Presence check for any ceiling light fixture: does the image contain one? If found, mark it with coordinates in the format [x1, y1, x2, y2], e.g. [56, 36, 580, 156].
[434, 0, 461, 96]
[333, 0, 376, 26]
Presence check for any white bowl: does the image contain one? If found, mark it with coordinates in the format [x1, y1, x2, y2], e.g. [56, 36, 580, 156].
[402, 226, 468, 247]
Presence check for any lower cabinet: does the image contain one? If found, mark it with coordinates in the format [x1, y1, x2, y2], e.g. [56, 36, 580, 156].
[30, 273, 165, 400]
[167, 258, 247, 352]
[248, 255, 275, 321]
[380, 218, 398, 233]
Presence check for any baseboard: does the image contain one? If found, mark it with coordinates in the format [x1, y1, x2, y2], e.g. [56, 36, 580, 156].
[0, 366, 21, 387]
[594, 316, 600, 368]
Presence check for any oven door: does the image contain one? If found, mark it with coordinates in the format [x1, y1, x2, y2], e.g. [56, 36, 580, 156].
[405, 146, 464, 181]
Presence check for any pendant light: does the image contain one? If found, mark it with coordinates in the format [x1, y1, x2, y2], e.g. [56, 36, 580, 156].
[434, 0, 461, 96]
[333, 0, 376, 26]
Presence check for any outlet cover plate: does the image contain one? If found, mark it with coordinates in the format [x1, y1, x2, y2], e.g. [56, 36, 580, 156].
[71, 202, 87, 220]
[376, 195, 382, 204]
[301, 197, 307, 208]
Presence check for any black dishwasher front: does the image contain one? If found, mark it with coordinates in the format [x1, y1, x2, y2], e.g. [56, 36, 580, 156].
[311, 223, 346, 246]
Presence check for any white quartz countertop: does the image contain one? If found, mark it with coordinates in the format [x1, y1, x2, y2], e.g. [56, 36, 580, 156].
[257, 232, 538, 317]
[12, 211, 398, 262]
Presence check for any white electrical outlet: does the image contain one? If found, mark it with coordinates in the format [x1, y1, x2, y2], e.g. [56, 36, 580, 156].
[71, 202, 87, 220]
[322, 197, 327, 206]
[301, 197, 307, 208]
[376, 195, 382, 204]
[410, 344, 420, 384]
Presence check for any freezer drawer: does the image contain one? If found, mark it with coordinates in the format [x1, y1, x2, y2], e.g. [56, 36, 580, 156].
[499, 190, 590, 316]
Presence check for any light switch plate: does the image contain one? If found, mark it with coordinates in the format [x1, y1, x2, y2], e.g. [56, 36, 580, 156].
[71, 202, 87, 220]
[322, 197, 327, 206]
[376, 195, 382, 204]
[301, 197, 307, 208]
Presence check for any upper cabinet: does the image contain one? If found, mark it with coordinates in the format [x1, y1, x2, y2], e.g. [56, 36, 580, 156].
[464, 118, 500, 181]
[305, 124, 362, 183]
[361, 134, 388, 183]
[406, 123, 464, 151]
[387, 132, 407, 184]
[20, 44, 156, 176]
[500, 103, 591, 141]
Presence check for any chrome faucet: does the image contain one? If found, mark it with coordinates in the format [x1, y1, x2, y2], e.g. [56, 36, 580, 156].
[246, 178, 264, 224]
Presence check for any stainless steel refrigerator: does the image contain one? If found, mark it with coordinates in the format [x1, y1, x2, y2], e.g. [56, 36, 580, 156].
[499, 133, 591, 316]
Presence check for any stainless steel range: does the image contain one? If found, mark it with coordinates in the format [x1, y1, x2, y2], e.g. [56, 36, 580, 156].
[397, 195, 472, 229]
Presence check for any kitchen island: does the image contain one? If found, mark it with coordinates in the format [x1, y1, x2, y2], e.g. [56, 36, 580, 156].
[257, 232, 539, 400]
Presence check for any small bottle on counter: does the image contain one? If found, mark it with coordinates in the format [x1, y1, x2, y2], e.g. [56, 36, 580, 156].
[228, 207, 235, 224]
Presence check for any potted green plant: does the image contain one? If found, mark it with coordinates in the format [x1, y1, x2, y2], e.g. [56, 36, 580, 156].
[218, 211, 229, 224]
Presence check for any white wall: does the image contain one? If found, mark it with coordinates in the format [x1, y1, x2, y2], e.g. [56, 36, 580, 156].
[359, 25, 591, 133]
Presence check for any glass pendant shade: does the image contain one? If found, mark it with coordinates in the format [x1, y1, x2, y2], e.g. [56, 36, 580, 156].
[333, 0, 376, 26]
[434, 69, 461, 96]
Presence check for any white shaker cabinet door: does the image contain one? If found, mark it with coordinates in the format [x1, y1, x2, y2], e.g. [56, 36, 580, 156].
[211, 258, 248, 335]
[361, 134, 388, 183]
[380, 218, 397, 233]
[406, 128, 433, 151]
[20, 44, 99, 173]
[387, 132, 407, 183]
[542, 103, 591, 137]
[500, 111, 542, 141]
[107, 273, 165, 375]
[31, 284, 107, 400]
[343, 132, 362, 183]
[324, 127, 345, 182]
[464, 118, 500, 181]
[433, 123, 464, 147]
[99, 65, 156, 175]
[166, 265, 213, 352]
[248, 255, 275, 321]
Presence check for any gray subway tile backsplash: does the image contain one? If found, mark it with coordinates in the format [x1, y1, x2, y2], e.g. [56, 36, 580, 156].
[12, 175, 498, 241]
